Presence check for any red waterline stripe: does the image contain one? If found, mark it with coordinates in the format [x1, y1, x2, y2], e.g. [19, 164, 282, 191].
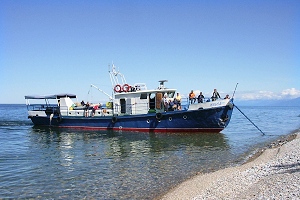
[55, 125, 223, 133]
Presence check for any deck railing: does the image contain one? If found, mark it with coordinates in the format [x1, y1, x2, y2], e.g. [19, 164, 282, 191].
[27, 104, 59, 112]
[27, 97, 227, 117]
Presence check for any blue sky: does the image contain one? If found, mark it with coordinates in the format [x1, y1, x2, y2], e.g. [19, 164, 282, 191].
[1, 0, 299, 104]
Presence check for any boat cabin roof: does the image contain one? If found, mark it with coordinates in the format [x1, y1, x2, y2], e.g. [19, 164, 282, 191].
[114, 88, 176, 98]
[25, 94, 77, 100]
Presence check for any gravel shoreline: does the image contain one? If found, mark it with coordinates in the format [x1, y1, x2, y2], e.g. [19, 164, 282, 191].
[159, 132, 300, 200]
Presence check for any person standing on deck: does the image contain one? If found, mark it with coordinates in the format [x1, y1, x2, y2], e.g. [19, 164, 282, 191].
[197, 92, 205, 103]
[163, 94, 168, 111]
[174, 92, 182, 110]
[189, 90, 196, 104]
[85, 102, 90, 117]
[211, 89, 221, 101]
[91, 103, 100, 117]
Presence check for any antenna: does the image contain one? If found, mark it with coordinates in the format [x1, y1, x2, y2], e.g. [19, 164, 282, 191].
[158, 80, 168, 89]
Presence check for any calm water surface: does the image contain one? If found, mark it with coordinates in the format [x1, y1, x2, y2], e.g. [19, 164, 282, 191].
[0, 104, 300, 199]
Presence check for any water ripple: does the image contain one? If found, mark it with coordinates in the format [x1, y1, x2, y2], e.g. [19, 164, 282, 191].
[1, 105, 300, 199]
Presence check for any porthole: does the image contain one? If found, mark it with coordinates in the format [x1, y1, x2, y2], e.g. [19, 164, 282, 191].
[169, 117, 172, 121]
[183, 115, 187, 119]
[147, 119, 150, 123]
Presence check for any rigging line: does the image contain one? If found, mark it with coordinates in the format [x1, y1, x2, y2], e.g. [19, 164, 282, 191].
[232, 83, 238, 99]
[86, 87, 91, 102]
[234, 104, 265, 136]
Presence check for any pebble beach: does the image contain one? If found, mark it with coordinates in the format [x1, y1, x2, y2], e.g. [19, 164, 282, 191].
[159, 132, 300, 200]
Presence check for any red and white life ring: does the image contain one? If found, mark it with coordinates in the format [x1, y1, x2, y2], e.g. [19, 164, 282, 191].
[122, 84, 131, 92]
[114, 84, 122, 92]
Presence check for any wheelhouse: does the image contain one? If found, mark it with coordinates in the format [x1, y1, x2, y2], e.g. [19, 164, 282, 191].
[113, 88, 176, 115]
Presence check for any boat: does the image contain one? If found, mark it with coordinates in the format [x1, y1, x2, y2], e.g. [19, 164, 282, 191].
[25, 64, 234, 133]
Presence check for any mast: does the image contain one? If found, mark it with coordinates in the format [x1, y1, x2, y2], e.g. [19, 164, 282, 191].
[109, 63, 127, 90]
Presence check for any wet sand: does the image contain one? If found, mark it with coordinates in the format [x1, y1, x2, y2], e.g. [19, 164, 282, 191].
[159, 132, 300, 199]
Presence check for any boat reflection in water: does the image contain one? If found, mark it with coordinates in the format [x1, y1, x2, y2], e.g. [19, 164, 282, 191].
[31, 127, 230, 156]
[28, 127, 231, 199]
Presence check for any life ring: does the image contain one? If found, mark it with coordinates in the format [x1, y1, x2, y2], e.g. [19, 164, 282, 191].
[112, 116, 117, 123]
[114, 84, 122, 93]
[122, 84, 131, 92]
[156, 113, 163, 120]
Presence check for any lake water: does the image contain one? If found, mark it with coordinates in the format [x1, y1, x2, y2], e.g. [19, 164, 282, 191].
[1, 104, 300, 199]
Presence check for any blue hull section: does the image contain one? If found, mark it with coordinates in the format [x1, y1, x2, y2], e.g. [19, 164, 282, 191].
[30, 105, 233, 133]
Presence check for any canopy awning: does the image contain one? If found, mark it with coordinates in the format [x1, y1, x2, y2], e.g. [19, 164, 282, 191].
[25, 94, 77, 99]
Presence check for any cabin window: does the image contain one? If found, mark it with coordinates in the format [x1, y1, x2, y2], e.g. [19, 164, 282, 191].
[140, 93, 148, 99]
[166, 92, 175, 98]
[149, 93, 155, 109]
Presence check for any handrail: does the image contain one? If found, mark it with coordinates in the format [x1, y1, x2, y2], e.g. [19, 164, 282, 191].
[26, 104, 58, 111]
